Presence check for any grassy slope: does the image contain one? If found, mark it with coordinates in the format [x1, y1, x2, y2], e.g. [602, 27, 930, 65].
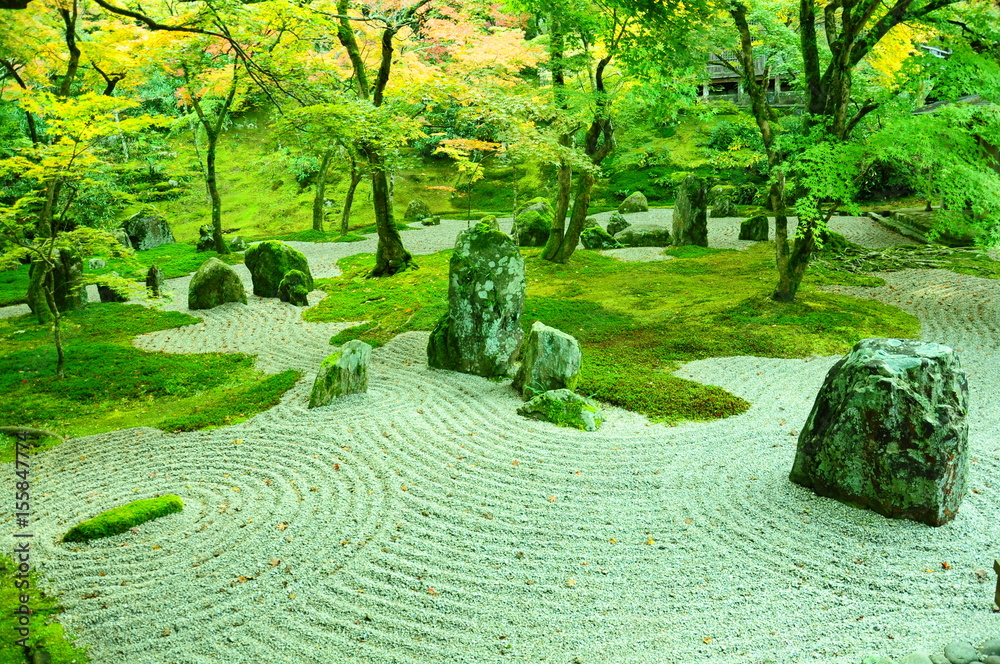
[0, 303, 299, 461]
[306, 243, 919, 423]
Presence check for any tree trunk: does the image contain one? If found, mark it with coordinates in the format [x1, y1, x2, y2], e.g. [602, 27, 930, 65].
[769, 177, 794, 301]
[367, 151, 413, 277]
[552, 171, 595, 263]
[341, 165, 363, 235]
[313, 150, 332, 232]
[206, 131, 227, 254]
[42, 268, 65, 379]
[541, 150, 573, 260]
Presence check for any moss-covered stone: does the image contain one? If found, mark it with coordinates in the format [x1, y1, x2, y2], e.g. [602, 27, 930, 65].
[309, 339, 372, 407]
[739, 215, 769, 241]
[710, 196, 739, 218]
[580, 225, 621, 250]
[277, 269, 310, 306]
[513, 322, 582, 397]
[618, 191, 649, 214]
[405, 199, 432, 220]
[188, 257, 247, 309]
[517, 388, 603, 431]
[673, 174, 708, 246]
[513, 198, 554, 247]
[427, 222, 525, 378]
[606, 212, 630, 236]
[613, 224, 672, 247]
[63, 495, 184, 543]
[244, 240, 314, 297]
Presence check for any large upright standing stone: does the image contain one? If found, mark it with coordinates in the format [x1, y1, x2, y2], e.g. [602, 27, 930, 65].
[513, 322, 582, 398]
[27, 248, 87, 323]
[309, 340, 373, 407]
[672, 175, 708, 247]
[427, 221, 525, 378]
[244, 241, 313, 298]
[789, 338, 969, 526]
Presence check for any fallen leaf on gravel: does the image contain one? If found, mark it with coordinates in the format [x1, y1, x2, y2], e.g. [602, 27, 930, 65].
[547, 496, 557, 503]
[428, 588, 439, 596]
[512, 460, 519, 466]
[941, 562, 951, 570]
[609, 538, 617, 544]
[264, 479, 273, 485]
[277, 523, 288, 531]
[401, 485, 408, 491]
[646, 538, 655, 545]
[270, 559, 280, 566]
[703, 637, 713, 644]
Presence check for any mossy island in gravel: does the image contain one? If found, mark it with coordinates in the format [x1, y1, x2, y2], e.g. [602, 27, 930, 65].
[63, 495, 184, 543]
[518, 388, 603, 431]
[188, 257, 246, 310]
[244, 240, 314, 297]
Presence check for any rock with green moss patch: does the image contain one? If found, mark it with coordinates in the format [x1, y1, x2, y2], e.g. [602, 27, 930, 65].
[739, 215, 769, 241]
[421, 216, 441, 226]
[146, 264, 165, 297]
[63, 495, 184, 543]
[513, 198, 554, 247]
[188, 258, 247, 309]
[790, 338, 969, 527]
[710, 195, 738, 218]
[123, 212, 176, 251]
[277, 269, 310, 306]
[309, 340, 372, 407]
[244, 240, 314, 297]
[513, 322, 582, 398]
[229, 236, 247, 251]
[580, 225, 621, 249]
[708, 184, 737, 207]
[196, 224, 216, 252]
[427, 221, 525, 378]
[518, 389, 602, 431]
[479, 214, 500, 231]
[613, 224, 672, 247]
[606, 212, 630, 236]
[27, 248, 87, 323]
[405, 199, 432, 220]
[673, 174, 708, 246]
[618, 191, 649, 214]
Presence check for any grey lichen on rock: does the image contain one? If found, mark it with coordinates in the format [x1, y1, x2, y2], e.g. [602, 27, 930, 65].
[229, 236, 248, 252]
[426, 221, 525, 378]
[513, 322, 582, 398]
[613, 224, 672, 247]
[606, 212, 631, 236]
[789, 337, 969, 527]
[618, 191, 649, 214]
[123, 212, 176, 251]
[672, 174, 708, 247]
[309, 339, 373, 407]
[517, 389, 603, 431]
[739, 215, 769, 241]
[244, 240, 314, 298]
[277, 269, 310, 306]
[27, 247, 87, 323]
[404, 199, 432, 221]
[188, 258, 247, 310]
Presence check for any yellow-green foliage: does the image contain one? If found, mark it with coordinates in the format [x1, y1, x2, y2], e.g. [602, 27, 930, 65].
[306, 243, 920, 423]
[63, 495, 183, 543]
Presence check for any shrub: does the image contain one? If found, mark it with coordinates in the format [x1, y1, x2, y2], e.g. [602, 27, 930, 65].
[63, 495, 184, 543]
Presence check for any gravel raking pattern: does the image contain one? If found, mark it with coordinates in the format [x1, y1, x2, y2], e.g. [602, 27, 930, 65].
[0, 218, 996, 664]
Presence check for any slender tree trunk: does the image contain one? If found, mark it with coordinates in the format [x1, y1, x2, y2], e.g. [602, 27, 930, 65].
[366, 149, 412, 277]
[341, 162, 363, 235]
[542, 149, 573, 260]
[205, 131, 226, 253]
[552, 171, 595, 263]
[312, 150, 332, 232]
[42, 268, 65, 379]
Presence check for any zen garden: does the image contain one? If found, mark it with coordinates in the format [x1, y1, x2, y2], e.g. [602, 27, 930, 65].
[2, 0, 1000, 663]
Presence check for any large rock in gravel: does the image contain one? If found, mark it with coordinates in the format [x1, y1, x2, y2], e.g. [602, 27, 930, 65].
[277, 269, 310, 306]
[513, 322, 582, 398]
[739, 215, 769, 241]
[710, 196, 738, 218]
[789, 338, 969, 527]
[27, 248, 87, 323]
[309, 340, 372, 407]
[188, 258, 246, 310]
[614, 224, 672, 247]
[618, 191, 648, 214]
[427, 221, 525, 378]
[146, 264, 164, 297]
[123, 213, 176, 251]
[943, 642, 978, 664]
[404, 199, 431, 221]
[606, 212, 630, 236]
[580, 225, 620, 249]
[517, 389, 603, 431]
[244, 240, 313, 298]
[673, 174, 708, 247]
[512, 198, 554, 247]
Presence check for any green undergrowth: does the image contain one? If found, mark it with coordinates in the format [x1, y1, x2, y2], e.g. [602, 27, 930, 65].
[271, 229, 367, 243]
[306, 243, 918, 423]
[90, 242, 243, 281]
[0, 556, 89, 663]
[0, 303, 300, 460]
[0, 264, 29, 307]
[63, 495, 184, 543]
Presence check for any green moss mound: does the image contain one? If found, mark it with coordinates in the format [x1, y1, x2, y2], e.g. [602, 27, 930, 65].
[63, 495, 184, 543]
[244, 240, 313, 297]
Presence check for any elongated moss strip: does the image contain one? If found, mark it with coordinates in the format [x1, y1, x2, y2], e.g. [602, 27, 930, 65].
[63, 495, 184, 543]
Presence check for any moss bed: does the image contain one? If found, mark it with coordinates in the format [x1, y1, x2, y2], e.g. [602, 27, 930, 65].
[63, 495, 184, 543]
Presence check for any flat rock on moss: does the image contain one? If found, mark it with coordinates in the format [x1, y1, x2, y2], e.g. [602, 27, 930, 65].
[244, 240, 314, 298]
[580, 225, 620, 249]
[188, 258, 247, 310]
[278, 269, 310, 306]
[518, 389, 603, 431]
[427, 221, 525, 378]
[613, 224, 672, 247]
[309, 340, 372, 407]
[63, 495, 184, 543]
[513, 322, 582, 398]
[790, 337, 969, 526]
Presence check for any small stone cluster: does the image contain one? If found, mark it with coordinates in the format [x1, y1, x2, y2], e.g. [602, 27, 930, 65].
[862, 637, 1000, 664]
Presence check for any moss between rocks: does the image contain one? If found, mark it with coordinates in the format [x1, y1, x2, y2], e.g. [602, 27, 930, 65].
[63, 495, 184, 543]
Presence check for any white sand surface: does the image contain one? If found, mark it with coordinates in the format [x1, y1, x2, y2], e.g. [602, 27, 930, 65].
[1, 215, 996, 664]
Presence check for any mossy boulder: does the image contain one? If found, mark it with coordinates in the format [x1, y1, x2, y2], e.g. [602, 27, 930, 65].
[309, 340, 372, 407]
[606, 212, 631, 236]
[244, 240, 313, 297]
[27, 247, 87, 324]
[790, 338, 969, 526]
[580, 225, 621, 249]
[739, 215, 769, 241]
[229, 236, 248, 252]
[405, 199, 432, 221]
[123, 212, 176, 251]
[188, 257, 247, 310]
[618, 191, 649, 214]
[517, 389, 603, 431]
[479, 214, 500, 231]
[672, 174, 708, 247]
[513, 322, 582, 398]
[708, 184, 737, 207]
[421, 216, 442, 226]
[146, 264, 165, 297]
[195, 224, 216, 253]
[277, 269, 310, 306]
[710, 196, 739, 218]
[63, 495, 184, 543]
[513, 198, 554, 247]
[613, 224, 672, 247]
[427, 221, 525, 378]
